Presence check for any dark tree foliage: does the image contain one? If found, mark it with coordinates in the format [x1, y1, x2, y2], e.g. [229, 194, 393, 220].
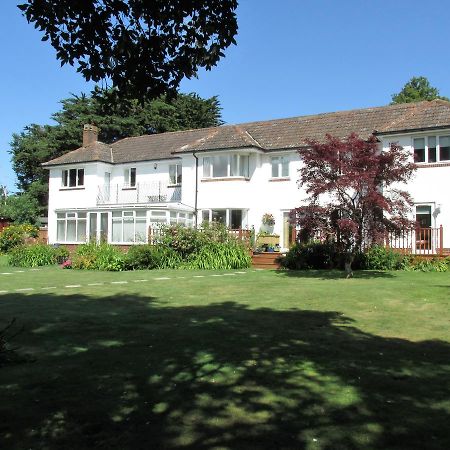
[391, 76, 449, 104]
[18, 0, 238, 100]
[292, 134, 416, 277]
[9, 90, 223, 211]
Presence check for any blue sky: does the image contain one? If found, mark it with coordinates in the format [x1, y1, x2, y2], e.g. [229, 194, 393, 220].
[1, 0, 450, 192]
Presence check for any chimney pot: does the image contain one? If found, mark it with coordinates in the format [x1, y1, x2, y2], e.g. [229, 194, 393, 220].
[83, 124, 99, 147]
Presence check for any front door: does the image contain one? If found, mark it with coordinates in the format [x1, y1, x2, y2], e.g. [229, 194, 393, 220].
[282, 212, 295, 249]
[416, 205, 432, 251]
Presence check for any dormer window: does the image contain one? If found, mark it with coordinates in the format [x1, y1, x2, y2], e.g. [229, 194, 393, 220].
[202, 154, 249, 178]
[62, 168, 84, 187]
[124, 168, 136, 187]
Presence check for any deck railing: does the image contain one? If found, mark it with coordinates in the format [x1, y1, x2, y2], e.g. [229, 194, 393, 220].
[386, 226, 444, 256]
[97, 182, 181, 205]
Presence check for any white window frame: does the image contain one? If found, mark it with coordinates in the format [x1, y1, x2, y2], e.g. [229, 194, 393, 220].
[169, 163, 182, 185]
[201, 209, 247, 228]
[56, 211, 87, 243]
[202, 154, 250, 178]
[111, 210, 147, 244]
[124, 167, 137, 187]
[412, 135, 450, 164]
[61, 168, 84, 188]
[169, 211, 194, 227]
[271, 156, 290, 178]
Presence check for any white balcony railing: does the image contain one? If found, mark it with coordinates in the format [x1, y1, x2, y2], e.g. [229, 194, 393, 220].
[97, 182, 181, 205]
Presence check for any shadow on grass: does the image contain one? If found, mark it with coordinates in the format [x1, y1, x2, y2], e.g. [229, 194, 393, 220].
[275, 269, 396, 280]
[0, 293, 448, 449]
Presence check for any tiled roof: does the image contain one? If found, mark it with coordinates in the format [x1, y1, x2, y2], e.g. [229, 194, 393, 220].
[43, 99, 450, 166]
[42, 141, 113, 166]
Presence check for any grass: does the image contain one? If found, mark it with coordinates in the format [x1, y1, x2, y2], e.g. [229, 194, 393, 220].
[0, 265, 449, 449]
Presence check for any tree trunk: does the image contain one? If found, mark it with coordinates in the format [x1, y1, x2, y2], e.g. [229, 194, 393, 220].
[344, 253, 354, 278]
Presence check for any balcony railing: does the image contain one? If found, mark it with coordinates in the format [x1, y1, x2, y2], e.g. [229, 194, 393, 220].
[386, 226, 444, 255]
[97, 182, 181, 205]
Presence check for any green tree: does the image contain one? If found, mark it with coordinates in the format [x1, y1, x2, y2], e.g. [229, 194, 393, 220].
[391, 76, 449, 104]
[0, 193, 40, 225]
[18, 0, 238, 100]
[9, 90, 223, 212]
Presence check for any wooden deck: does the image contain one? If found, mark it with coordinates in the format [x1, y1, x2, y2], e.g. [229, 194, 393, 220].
[252, 252, 283, 269]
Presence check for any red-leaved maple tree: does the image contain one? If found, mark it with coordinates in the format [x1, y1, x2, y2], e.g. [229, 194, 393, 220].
[291, 133, 416, 277]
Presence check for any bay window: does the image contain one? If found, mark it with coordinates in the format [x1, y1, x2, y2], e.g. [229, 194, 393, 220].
[62, 168, 84, 187]
[203, 154, 249, 178]
[57, 212, 87, 242]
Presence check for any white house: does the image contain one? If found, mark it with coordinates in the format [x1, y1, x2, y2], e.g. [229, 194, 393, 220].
[43, 100, 450, 254]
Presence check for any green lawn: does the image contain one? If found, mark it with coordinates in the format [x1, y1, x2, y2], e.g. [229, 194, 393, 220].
[0, 266, 449, 449]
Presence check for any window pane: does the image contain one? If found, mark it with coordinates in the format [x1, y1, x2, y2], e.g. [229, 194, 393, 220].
[439, 136, 450, 161]
[112, 211, 121, 217]
[69, 169, 77, 187]
[112, 220, 122, 242]
[281, 157, 289, 177]
[135, 220, 147, 242]
[89, 214, 97, 242]
[230, 210, 242, 229]
[230, 155, 238, 176]
[67, 220, 76, 241]
[77, 220, 86, 242]
[176, 164, 182, 184]
[136, 210, 146, 217]
[169, 165, 176, 184]
[57, 220, 65, 241]
[57, 213, 65, 219]
[413, 138, 425, 163]
[271, 157, 279, 177]
[213, 155, 228, 177]
[202, 210, 210, 223]
[100, 213, 108, 241]
[62, 170, 68, 187]
[124, 169, 129, 185]
[240, 155, 249, 177]
[130, 168, 136, 186]
[123, 220, 134, 242]
[416, 205, 432, 228]
[78, 212, 86, 219]
[203, 157, 211, 177]
[77, 169, 84, 186]
[212, 209, 226, 224]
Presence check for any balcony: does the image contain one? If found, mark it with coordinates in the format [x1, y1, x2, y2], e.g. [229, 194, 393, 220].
[97, 182, 181, 205]
[386, 226, 445, 256]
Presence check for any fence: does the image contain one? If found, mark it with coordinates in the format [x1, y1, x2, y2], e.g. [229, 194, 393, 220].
[386, 226, 444, 256]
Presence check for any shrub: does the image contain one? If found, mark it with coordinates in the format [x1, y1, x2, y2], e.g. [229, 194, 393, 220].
[0, 224, 39, 254]
[364, 245, 405, 270]
[280, 241, 337, 270]
[126, 245, 182, 270]
[72, 242, 125, 271]
[8, 244, 62, 267]
[158, 223, 245, 258]
[185, 241, 251, 270]
[405, 257, 449, 272]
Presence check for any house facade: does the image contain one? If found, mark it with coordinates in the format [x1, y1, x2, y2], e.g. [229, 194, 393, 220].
[43, 100, 450, 253]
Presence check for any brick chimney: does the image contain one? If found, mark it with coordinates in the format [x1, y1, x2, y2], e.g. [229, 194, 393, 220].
[83, 124, 99, 147]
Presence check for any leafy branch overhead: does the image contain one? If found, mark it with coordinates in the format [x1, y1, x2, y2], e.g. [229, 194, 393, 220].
[18, 0, 238, 99]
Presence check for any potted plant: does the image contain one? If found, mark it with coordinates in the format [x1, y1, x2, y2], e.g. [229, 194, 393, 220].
[261, 213, 275, 233]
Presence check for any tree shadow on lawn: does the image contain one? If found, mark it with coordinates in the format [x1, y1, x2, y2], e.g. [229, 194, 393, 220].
[0, 293, 448, 450]
[275, 269, 396, 280]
